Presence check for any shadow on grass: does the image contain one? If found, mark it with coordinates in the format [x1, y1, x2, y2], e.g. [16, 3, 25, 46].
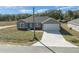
[60, 26, 73, 36]
[44, 27, 73, 35]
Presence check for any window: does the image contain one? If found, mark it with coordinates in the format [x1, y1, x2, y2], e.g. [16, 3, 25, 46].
[30, 23, 33, 28]
[20, 22, 25, 28]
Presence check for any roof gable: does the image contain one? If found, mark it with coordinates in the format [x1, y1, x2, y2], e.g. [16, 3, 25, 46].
[43, 18, 59, 24]
[18, 16, 59, 24]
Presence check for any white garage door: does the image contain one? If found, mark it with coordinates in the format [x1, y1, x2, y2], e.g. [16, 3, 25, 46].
[43, 24, 60, 31]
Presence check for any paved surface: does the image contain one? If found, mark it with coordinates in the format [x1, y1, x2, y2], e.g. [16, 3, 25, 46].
[33, 30, 77, 47]
[0, 25, 16, 29]
[0, 45, 78, 53]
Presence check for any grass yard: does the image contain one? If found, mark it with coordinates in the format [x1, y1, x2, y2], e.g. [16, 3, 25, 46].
[0, 26, 43, 46]
[60, 23, 79, 46]
[0, 21, 16, 26]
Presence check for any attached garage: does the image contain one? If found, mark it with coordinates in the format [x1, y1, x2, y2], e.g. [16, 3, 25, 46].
[43, 24, 60, 31]
[42, 18, 60, 31]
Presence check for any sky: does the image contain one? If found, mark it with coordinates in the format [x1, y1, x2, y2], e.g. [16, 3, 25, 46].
[0, 6, 79, 14]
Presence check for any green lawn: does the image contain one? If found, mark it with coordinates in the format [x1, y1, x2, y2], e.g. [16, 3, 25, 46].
[0, 27, 43, 46]
[60, 23, 79, 46]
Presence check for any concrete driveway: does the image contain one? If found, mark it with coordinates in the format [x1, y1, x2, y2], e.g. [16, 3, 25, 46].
[33, 30, 77, 47]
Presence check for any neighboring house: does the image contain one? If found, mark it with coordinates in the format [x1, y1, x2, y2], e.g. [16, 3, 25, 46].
[68, 18, 79, 32]
[17, 16, 60, 31]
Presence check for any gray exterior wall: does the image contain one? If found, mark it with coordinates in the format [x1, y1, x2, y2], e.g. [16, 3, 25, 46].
[17, 21, 42, 30]
[17, 21, 29, 30]
[34, 23, 42, 30]
[16, 16, 59, 30]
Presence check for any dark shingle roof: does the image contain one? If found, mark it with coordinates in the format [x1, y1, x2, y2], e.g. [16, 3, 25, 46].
[19, 16, 59, 24]
[43, 18, 59, 24]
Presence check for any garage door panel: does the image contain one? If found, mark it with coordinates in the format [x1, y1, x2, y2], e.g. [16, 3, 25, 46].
[43, 24, 60, 31]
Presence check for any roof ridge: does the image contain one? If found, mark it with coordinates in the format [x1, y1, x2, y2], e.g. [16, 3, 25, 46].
[41, 18, 52, 24]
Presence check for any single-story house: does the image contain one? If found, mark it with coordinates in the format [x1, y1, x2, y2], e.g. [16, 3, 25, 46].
[68, 18, 79, 32]
[17, 16, 60, 31]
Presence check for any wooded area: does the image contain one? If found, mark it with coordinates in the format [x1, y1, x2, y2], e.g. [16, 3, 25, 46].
[0, 14, 31, 21]
[0, 10, 79, 22]
[36, 10, 79, 22]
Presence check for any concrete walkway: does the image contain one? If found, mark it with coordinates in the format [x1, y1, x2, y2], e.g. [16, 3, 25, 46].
[0, 25, 16, 29]
[33, 30, 77, 47]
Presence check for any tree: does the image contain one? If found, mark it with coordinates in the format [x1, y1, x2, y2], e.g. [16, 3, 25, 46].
[0, 14, 31, 21]
[64, 10, 74, 21]
[73, 10, 79, 19]
[47, 10, 63, 20]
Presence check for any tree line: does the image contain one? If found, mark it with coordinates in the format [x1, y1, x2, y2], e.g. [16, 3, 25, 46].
[0, 14, 31, 21]
[36, 10, 79, 22]
[1, 10, 79, 22]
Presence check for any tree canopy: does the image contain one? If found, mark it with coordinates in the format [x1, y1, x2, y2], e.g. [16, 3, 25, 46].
[1, 9, 79, 21]
[36, 10, 79, 21]
[0, 14, 31, 21]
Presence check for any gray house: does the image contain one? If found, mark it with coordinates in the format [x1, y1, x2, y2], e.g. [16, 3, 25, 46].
[17, 16, 60, 31]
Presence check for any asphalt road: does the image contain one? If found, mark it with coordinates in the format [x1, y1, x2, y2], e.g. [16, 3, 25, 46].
[0, 45, 78, 53]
